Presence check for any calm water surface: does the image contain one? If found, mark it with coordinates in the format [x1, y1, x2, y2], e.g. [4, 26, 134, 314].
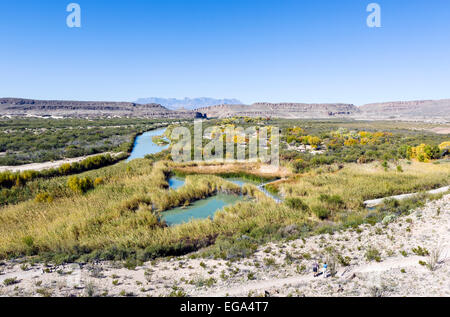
[162, 194, 243, 226]
[168, 176, 185, 190]
[127, 128, 168, 161]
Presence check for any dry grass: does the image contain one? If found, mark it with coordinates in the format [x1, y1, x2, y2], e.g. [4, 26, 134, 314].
[426, 245, 445, 271]
[0, 158, 447, 262]
[280, 161, 450, 214]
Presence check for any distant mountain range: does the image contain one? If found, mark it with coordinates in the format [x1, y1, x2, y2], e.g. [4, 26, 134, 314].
[0, 97, 448, 122]
[134, 97, 242, 110]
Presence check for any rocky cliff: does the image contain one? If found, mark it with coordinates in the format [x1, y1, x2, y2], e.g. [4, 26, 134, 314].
[195, 102, 360, 119]
[196, 99, 449, 121]
[0, 98, 203, 119]
[2, 97, 448, 121]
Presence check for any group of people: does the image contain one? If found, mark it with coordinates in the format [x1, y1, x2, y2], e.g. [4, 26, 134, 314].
[312, 261, 328, 278]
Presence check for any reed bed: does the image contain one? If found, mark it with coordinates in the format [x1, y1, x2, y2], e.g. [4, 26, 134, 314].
[0, 158, 448, 262]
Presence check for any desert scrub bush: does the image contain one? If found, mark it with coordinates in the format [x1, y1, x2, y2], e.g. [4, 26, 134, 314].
[382, 214, 396, 225]
[365, 248, 381, 262]
[311, 205, 331, 220]
[168, 286, 187, 297]
[412, 246, 429, 257]
[200, 235, 259, 260]
[20, 263, 29, 271]
[194, 277, 216, 288]
[369, 283, 390, 297]
[67, 176, 94, 194]
[35, 192, 54, 203]
[94, 177, 105, 186]
[319, 194, 344, 209]
[3, 277, 19, 286]
[284, 198, 309, 211]
[426, 246, 443, 271]
[85, 282, 97, 297]
[263, 257, 276, 267]
[337, 254, 351, 266]
[301, 252, 312, 260]
[377, 194, 431, 217]
[36, 288, 52, 297]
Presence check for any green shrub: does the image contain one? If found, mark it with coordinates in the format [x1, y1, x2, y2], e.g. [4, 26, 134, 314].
[285, 198, 309, 211]
[22, 236, 34, 248]
[412, 246, 429, 257]
[35, 192, 54, 203]
[94, 177, 105, 186]
[3, 277, 18, 286]
[319, 194, 344, 207]
[201, 235, 258, 260]
[312, 205, 331, 220]
[67, 176, 94, 194]
[365, 248, 381, 262]
[337, 254, 351, 266]
[382, 214, 396, 225]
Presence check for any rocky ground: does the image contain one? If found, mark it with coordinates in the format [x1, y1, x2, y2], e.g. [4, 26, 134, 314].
[0, 195, 449, 297]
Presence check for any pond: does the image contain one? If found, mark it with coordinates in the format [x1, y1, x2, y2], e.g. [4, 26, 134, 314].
[127, 128, 168, 161]
[162, 194, 243, 226]
[168, 176, 185, 190]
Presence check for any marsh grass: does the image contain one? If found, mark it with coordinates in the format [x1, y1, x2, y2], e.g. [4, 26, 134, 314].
[0, 158, 447, 263]
[281, 161, 449, 221]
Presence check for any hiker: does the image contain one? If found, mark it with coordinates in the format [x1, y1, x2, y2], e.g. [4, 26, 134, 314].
[322, 262, 328, 277]
[312, 261, 319, 277]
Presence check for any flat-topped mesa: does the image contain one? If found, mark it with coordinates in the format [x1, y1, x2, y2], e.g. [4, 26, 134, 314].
[0, 98, 203, 119]
[358, 99, 450, 120]
[196, 102, 360, 119]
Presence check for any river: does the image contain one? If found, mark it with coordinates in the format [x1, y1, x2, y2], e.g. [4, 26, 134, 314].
[127, 128, 279, 226]
[127, 127, 169, 161]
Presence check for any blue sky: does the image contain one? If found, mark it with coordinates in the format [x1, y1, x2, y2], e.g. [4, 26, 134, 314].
[0, 0, 449, 105]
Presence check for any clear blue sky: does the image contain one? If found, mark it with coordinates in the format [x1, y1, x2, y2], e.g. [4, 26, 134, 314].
[0, 0, 449, 105]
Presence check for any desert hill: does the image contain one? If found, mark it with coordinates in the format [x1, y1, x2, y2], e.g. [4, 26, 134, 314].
[195, 99, 449, 121]
[357, 99, 450, 120]
[195, 102, 360, 119]
[1, 97, 448, 121]
[0, 98, 203, 119]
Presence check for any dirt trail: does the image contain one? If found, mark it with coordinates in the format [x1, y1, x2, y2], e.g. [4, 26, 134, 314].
[364, 186, 449, 207]
[0, 152, 124, 173]
[203, 248, 450, 297]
